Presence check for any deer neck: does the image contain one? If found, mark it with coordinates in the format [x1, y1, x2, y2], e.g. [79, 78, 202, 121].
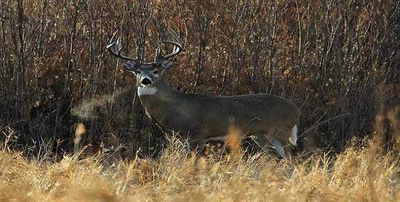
[137, 79, 178, 121]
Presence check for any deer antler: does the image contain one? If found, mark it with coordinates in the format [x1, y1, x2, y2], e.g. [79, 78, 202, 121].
[106, 31, 139, 62]
[155, 28, 183, 61]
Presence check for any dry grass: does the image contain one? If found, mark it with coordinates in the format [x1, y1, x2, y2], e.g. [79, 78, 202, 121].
[0, 135, 399, 202]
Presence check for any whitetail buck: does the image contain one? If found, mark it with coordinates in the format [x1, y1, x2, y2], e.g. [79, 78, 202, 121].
[106, 29, 300, 158]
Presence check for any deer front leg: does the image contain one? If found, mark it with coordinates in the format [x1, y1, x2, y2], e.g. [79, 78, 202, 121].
[188, 138, 206, 154]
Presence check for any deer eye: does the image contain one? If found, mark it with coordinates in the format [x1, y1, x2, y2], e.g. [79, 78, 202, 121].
[153, 70, 159, 74]
[135, 70, 141, 74]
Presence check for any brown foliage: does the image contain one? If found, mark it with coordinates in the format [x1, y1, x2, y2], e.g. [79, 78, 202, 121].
[0, 0, 398, 157]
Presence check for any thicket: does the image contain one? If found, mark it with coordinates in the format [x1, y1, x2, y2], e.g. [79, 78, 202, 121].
[0, 0, 398, 158]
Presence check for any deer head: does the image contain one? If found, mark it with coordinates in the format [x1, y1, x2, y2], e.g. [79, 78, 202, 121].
[106, 29, 183, 96]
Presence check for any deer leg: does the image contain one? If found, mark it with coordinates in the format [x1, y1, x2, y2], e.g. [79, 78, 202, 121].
[253, 135, 286, 158]
[188, 138, 206, 154]
[251, 135, 270, 153]
[271, 139, 286, 158]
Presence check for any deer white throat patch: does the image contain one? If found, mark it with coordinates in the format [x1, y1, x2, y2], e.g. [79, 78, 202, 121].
[138, 86, 158, 96]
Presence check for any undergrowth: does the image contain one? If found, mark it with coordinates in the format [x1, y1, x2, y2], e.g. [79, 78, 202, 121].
[0, 134, 398, 201]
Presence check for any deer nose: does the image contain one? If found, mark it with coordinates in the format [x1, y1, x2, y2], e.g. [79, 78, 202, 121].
[141, 78, 152, 85]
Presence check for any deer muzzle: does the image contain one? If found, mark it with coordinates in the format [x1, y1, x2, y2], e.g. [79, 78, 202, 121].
[140, 77, 152, 86]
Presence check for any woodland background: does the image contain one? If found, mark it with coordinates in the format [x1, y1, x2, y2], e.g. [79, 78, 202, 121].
[0, 0, 399, 159]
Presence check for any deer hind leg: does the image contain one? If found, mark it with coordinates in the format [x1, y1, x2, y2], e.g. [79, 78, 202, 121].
[271, 139, 286, 158]
[251, 135, 270, 153]
[252, 135, 285, 158]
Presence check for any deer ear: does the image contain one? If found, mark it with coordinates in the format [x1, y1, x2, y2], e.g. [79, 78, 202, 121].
[123, 60, 138, 72]
[159, 59, 174, 70]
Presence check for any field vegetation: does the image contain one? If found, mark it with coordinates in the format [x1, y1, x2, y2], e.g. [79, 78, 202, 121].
[0, 132, 399, 201]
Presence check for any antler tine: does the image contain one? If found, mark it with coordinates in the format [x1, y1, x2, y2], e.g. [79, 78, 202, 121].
[155, 44, 162, 61]
[158, 28, 183, 60]
[106, 31, 138, 61]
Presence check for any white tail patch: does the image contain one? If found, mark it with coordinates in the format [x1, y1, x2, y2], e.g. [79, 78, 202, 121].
[289, 125, 298, 146]
[138, 86, 158, 96]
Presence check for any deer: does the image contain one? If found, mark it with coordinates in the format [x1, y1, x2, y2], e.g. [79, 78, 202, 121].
[106, 29, 300, 158]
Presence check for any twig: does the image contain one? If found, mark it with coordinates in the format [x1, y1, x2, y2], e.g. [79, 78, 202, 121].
[299, 113, 351, 137]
